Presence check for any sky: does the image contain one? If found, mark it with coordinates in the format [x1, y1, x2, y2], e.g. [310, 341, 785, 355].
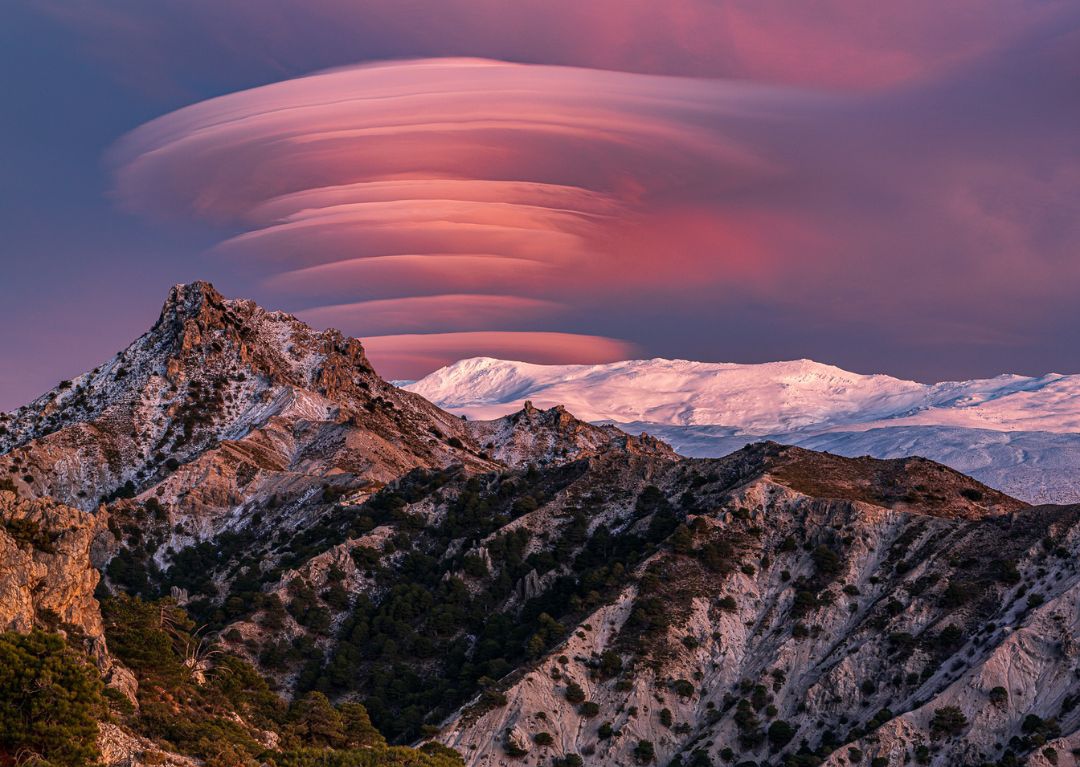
[2, 1, 1080, 409]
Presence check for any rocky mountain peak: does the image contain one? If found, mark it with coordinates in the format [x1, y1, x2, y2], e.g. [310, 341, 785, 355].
[148, 280, 377, 399]
[155, 280, 227, 327]
[0, 281, 482, 512]
[467, 401, 678, 467]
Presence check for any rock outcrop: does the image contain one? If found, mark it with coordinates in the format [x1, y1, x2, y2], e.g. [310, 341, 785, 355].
[467, 401, 677, 467]
[0, 490, 107, 652]
[98, 723, 198, 767]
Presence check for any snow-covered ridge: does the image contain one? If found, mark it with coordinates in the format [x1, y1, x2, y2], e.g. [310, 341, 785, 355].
[404, 356, 1076, 434]
[405, 357, 1080, 503]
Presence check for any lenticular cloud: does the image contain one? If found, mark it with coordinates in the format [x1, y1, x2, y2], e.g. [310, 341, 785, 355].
[110, 58, 787, 372]
[109, 51, 1080, 380]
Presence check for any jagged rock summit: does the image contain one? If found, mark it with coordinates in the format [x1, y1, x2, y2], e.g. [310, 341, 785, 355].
[0, 281, 491, 514]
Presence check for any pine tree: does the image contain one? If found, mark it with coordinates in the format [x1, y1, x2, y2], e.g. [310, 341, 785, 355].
[0, 631, 104, 767]
[288, 691, 346, 748]
[339, 702, 385, 749]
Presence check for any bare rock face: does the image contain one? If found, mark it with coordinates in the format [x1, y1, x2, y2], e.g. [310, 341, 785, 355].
[98, 722, 197, 767]
[517, 569, 543, 601]
[503, 724, 531, 756]
[0, 490, 107, 652]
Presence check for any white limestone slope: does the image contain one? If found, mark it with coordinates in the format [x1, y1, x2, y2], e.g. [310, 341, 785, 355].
[404, 357, 1080, 503]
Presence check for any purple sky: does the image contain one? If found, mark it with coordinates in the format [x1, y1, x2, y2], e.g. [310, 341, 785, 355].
[2, 1, 1080, 409]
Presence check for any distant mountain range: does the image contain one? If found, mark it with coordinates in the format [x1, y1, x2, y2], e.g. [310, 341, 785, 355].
[405, 357, 1080, 503]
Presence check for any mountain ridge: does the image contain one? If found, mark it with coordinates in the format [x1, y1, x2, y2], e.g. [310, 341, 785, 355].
[405, 356, 1076, 431]
[405, 357, 1080, 503]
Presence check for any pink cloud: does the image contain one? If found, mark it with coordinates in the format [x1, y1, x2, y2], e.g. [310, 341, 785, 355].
[110, 58, 789, 361]
[107, 46, 1080, 378]
[266, 255, 553, 299]
[297, 294, 563, 335]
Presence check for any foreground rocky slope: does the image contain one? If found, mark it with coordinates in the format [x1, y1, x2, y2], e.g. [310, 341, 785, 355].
[431, 446, 1076, 767]
[2, 283, 1079, 767]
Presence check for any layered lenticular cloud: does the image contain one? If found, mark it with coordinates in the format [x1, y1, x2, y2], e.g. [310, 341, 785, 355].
[110, 43, 1080, 379]
[110, 58, 802, 372]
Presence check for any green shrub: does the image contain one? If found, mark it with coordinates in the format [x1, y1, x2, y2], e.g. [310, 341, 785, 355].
[337, 702, 385, 749]
[812, 545, 842, 576]
[670, 524, 694, 554]
[672, 679, 695, 698]
[1, 517, 58, 552]
[565, 681, 586, 704]
[633, 739, 656, 763]
[288, 692, 346, 748]
[598, 650, 623, 678]
[940, 579, 977, 607]
[993, 560, 1021, 584]
[929, 706, 968, 738]
[793, 590, 819, 616]
[503, 738, 528, 757]
[866, 708, 894, 730]
[268, 744, 463, 767]
[0, 631, 104, 767]
[768, 720, 796, 749]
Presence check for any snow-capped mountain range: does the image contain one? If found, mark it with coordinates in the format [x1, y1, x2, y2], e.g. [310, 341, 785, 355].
[405, 357, 1080, 503]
